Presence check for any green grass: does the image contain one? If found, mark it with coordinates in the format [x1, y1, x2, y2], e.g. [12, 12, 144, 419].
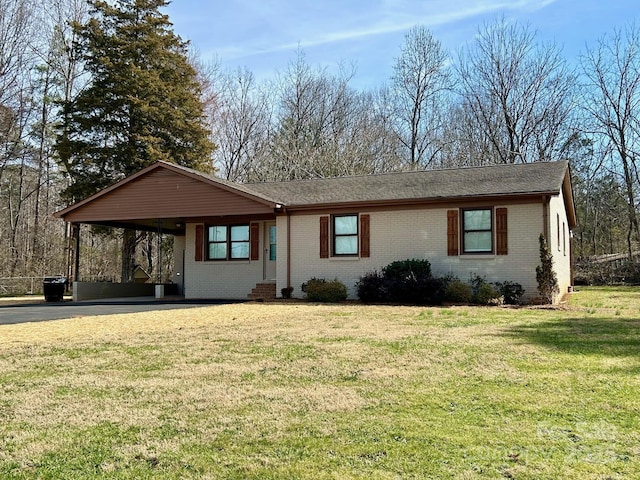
[0, 286, 639, 478]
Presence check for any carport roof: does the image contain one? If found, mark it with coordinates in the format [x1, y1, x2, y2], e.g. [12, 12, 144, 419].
[55, 161, 280, 233]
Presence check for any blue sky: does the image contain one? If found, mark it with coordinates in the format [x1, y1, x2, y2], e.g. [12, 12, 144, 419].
[163, 0, 638, 88]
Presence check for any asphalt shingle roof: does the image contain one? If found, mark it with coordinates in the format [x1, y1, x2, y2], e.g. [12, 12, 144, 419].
[245, 160, 569, 207]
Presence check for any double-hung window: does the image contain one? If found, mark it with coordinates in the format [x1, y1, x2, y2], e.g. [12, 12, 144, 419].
[333, 214, 358, 256]
[320, 214, 369, 258]
[462, 208, 493, 253]
[207, 224, 250, 260]
[448, 207, 507, 256]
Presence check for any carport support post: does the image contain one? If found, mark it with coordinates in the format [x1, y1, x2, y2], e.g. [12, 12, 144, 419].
[156, 221, 162, 284]
[155, 221, 164, 299]
[73, 223, 81, 282]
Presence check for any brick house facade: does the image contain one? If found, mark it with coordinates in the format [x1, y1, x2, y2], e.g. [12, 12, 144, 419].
[56, 161, 577, 303]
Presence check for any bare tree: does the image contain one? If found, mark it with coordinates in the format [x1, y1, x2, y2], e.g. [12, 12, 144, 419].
[392, 25, 450, 169]
[210, 67, 271, 181]
[256, 51, 361, 180]
[25, 0, 86, 267]
[336, 87, 403, 175]
[0, 0, 37, 276]
[436, 101, 498, 168]
[0, 0, 31, 103]
[581, 24, 640, 259]
[456, 18, 576, 164]
[0, 0, 32, 176]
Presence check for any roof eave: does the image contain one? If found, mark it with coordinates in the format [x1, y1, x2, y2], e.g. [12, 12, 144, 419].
[562, 167, 578, 229]
[282, 191, 559, 212]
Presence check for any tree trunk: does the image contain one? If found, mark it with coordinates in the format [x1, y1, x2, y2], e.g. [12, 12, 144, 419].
[121, 228, 137, 282]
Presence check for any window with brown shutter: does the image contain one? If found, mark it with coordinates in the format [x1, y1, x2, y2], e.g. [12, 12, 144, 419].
[333, 214, 358, 256]
[461, 208, 493, 253]
[204, 224, 250, 260]
[360, 214, 370, 257]
[250, 223, 260, 261]
[320, 216, 329, 258]
[496, 208, 508, 255]
[447, 210, 459, 256]
[195, 225, 203, 261]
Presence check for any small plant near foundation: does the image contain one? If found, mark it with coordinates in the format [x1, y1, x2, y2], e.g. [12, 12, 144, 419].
[303, 278, 347, 303]
[475, 282, 502, 305]
[444, 279, 473, 303]
[494, 281, 525, 305]
[281, 286, 294, 299]
[470, 274, 501, 305]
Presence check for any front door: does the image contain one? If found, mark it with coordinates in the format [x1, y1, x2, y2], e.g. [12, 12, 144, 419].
[264, 222, 276, 280]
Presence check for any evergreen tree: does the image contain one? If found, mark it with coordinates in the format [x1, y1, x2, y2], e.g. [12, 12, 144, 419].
[57, 0, 213, 201]
[536, 234, 559, 303]
[55, 0, 214, 281]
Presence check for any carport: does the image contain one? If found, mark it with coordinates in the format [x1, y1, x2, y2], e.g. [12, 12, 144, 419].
[54, 161, 278, 302]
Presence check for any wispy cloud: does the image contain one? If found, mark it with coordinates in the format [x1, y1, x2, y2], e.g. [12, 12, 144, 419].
[215, 0, 559, 60]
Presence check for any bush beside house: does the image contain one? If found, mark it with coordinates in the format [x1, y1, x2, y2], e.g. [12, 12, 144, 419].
[356, 259, 446, 305]
[303, 278, 348, 303]
[357, 259, 525, 306]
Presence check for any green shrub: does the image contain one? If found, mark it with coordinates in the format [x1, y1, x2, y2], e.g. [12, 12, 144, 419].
[301, 277, 322, 293]
[382, 258, 443, 305]
[445, 280, 473, 303]
[356, 270, 386, 303]
[383, 258, 432, 279]
[304, 278, 348, 303]
[470, 274, 501, 305]
[474, 282, 501, 305]
[356, 259, 445, 305]
[536, 234, 559, 303]
[494, 281, 525, 305]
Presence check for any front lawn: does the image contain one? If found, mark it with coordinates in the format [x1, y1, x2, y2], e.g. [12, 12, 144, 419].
[0, 287, 638, 478]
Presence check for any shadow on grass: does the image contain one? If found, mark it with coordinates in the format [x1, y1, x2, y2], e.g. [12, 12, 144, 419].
[504, 316, 640, 358]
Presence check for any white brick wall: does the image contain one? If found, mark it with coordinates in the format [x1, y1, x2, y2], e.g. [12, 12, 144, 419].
[183, 197, 573, 303]
[283, 203, 554, 302]
[549, 191, 573, 298]
[183, 223, 265, 299]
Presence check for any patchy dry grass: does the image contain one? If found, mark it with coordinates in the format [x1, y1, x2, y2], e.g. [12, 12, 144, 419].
[1, 287, 639, 479]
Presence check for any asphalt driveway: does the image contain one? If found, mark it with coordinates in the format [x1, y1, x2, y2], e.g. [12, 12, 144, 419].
[0, 298, 240, 325]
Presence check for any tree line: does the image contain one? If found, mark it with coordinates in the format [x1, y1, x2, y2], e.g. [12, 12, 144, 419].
[0, 0, 638, 291]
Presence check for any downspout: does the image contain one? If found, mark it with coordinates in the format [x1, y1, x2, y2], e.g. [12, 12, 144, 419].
[287, 210, 291, 290]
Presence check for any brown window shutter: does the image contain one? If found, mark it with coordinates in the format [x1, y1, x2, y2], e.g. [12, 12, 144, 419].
[496, 207, 508, 255]
[447, 210, 459, 256]
[250, 223, 260, 261]
[320, 216, 329, 258]
[360, 214, 370, 257]
[195, 225, 204, 261]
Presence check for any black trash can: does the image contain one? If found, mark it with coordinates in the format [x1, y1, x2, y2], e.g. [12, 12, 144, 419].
[43, 276, 67, 302]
